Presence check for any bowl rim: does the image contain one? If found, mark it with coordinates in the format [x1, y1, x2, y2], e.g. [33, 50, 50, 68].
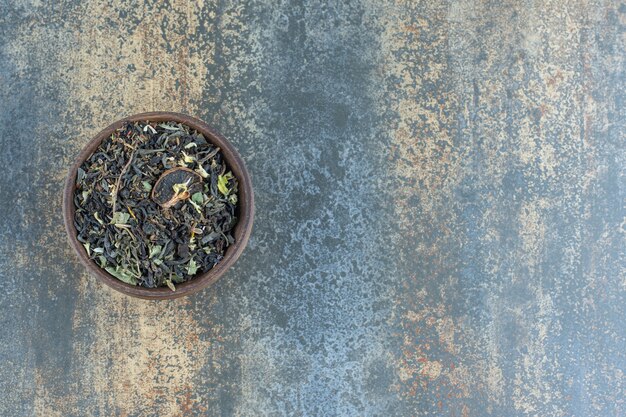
[62, 112, 254, 300]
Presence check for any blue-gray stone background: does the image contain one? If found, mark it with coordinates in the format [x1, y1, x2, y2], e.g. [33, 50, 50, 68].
[0, 1, 624, 416]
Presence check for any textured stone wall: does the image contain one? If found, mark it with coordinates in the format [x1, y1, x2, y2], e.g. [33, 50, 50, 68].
[0, 1, 624, 416]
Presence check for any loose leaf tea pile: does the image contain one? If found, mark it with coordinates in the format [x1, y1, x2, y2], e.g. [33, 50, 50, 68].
[73, 121, 239, 289]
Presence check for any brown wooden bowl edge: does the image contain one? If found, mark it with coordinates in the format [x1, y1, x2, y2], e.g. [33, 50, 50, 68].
[62, 112, 254, 300]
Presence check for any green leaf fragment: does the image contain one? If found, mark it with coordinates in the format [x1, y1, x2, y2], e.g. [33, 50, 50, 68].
[173, 178, 191, 195]
[189, 199, 202, 213]
[181, 151, 195, 164]
[149, 245, 162, 259]
[165, 279, 176, 291]
[217, 172, 233, 196]
[105, 266, 138, 285]
[171, 274, 185, 283]
[94, 212, 104, 225]
[187, 258, 198, 275]
[111, 211, 131, 225]
[82, 242, 90, 255]
[196, 165, 209, 178]
[77, 167, 86, 183]
[158, 123, 181, 131]
[191, 192, 204, 204]
[142, 181, 152, 192]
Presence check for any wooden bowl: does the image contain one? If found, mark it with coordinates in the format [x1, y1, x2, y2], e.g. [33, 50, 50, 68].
[62, 112, 254, 300]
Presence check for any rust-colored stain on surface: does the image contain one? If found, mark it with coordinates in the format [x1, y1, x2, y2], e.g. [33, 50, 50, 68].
[0, 0, 624, 416]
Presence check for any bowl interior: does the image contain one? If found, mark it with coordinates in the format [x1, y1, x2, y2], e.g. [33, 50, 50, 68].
[63, 112, 254, 300]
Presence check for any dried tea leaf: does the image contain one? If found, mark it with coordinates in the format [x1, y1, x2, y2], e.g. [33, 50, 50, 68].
[189, 199, 202, 213]
[158, 123, 181, 131]
[196, 165, 209, 178]
[217, 172, 233, 196]
[191, 192, 204, 205]
[187, 258, 198, 275]
[142, 181, 152, 192]
[111, 211, 131, 225]
[172, 180, 190, 195]
[149, 244, 162, 259]
[77, 167, 86, 183]
[201, 232, 220, 244]
[105, 266, 138, 285]
[181, 151, 195, 164]
[171, 274, 185, 283]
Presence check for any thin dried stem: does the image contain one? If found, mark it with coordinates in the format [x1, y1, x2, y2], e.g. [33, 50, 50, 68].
[111, 147, 137, 214]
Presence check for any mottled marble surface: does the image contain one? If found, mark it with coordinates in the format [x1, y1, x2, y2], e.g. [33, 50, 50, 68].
[0, 1, 624, 416]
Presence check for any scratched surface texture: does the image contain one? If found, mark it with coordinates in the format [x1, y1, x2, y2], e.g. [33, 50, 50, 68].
[0, 0, 624, 416]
